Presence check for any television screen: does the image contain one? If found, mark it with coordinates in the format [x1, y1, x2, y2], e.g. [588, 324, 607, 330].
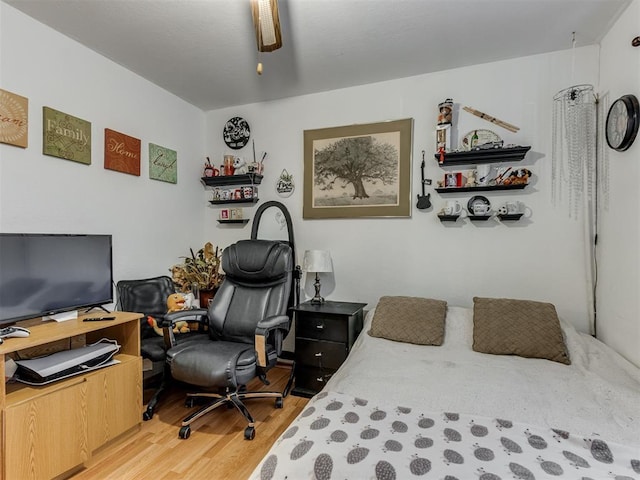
[0, 234, 113, 325]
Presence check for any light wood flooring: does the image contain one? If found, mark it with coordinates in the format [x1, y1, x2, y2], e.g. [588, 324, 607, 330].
[71, 366, 309, 480]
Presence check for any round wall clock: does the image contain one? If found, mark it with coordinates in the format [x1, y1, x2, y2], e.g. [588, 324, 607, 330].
[605, 94, 639, 152]
[223, 117, 250, 150]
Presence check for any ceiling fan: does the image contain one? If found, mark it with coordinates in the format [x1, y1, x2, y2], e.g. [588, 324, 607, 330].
[250, 0, 283, 74]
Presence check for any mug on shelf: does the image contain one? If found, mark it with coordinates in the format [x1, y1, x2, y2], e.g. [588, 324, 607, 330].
[505, 201, 524, 214]
[444, 200, 462, 216]
[472, 203, 491, 215]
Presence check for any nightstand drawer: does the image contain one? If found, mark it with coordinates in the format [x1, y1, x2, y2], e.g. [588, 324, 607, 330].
[296, 313, 347, 342]
[295, 338, 348, 370]
[294, 365, 334, 396]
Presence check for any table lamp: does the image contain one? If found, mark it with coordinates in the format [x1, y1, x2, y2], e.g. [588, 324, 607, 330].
[302, 250, 333, 304]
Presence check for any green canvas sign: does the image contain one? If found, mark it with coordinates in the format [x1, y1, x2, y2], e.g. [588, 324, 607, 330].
[42, 107, 91, 164]
[149, 143, 177, 184]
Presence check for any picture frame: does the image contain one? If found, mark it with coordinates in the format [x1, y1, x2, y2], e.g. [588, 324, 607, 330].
[303, 118, 413, 219]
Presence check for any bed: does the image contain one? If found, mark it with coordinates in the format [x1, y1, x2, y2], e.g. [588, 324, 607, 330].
[250, 296, 640, 480]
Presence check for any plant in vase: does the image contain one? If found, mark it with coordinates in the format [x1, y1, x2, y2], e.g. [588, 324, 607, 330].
[170, 242, 224, 307]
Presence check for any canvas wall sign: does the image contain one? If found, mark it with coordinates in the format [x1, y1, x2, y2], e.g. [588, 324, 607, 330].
[149, 142, 177, 183]
[43, 106, 91, 164]
[303, 118, 413, 219]
[104, 128, 141, 176]
[0, 88, 28, 148]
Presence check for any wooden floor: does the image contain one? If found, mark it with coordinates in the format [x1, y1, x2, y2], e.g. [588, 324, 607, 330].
[71, 366, 309, 480]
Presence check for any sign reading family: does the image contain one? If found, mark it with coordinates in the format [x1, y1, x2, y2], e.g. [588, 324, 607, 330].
[43, 106, 91, 164]
[149, 142, 177, 184]
[104, 128, 141, 176]
[0, 88, 29, 148]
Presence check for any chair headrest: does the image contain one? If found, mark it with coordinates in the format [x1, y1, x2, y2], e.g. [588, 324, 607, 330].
[222, 240, 292, 284]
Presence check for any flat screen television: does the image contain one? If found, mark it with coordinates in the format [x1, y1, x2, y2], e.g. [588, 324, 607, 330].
[0, 233, 113, 326]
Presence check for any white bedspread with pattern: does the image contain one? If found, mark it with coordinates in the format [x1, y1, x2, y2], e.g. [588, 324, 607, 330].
[254, 390, 639, 479]
[250, 306, 640, 479]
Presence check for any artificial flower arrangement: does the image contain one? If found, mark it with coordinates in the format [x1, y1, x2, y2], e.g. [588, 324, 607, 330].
[170, 242, 223, 293]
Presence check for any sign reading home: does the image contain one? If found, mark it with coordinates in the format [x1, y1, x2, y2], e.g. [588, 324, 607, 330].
[104, 128, 141, 176]
[43, 107, 91, 164]
[149, 142, 177, 184]
[0, 88, 29, 148]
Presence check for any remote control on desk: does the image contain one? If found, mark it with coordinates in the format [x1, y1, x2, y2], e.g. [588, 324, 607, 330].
[83, 317, 116, 322]
[0, 326, 31, 338]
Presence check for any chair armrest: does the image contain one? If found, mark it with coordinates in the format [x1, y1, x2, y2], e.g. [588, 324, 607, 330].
[255, 315, 290, 367]
[165, 308, 208, 325]
[162, 309, 208, 347]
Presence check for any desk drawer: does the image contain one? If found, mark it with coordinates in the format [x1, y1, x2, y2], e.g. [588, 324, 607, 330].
[296, 313, 347, 342]
[295, 338, 347, 370]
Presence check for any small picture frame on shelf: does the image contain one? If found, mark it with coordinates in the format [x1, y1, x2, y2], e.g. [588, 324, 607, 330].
[230, 208, 243, 220]
[220, 209, 230, 220]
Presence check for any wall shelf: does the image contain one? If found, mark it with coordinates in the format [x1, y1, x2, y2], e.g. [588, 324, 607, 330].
[497, 213, 524, 221]
[201, 174, 263, 187]
[217, 219, 250, 224]
[435, 146, 531, 166]
[468, 214, 493, 221]
[209, 198, 259, 205]
[437, 214, 460, 222]
[435, 183, 527, 194]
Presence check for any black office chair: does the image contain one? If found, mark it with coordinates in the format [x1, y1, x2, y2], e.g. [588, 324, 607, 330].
[116, 276, 207, 421]
[165, 239, 294, 440]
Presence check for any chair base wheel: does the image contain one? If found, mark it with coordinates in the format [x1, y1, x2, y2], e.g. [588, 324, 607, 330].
[142, 408, 153, 421]
[185, 398, 196, 408]
[244, 426, 255, 440]
[179, 425, 191, 439]
[275, 397, 283, 409]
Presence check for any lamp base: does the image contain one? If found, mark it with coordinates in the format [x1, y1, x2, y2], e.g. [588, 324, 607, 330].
[311, 273, 325, 304]
[310, 295, 325, 305]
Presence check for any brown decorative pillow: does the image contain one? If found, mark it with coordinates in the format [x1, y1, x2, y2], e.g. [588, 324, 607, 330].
[472, 297, 570, 364]
[369, 296, 447, 345]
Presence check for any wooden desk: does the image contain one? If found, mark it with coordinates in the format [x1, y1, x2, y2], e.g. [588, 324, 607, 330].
[0, 312, 142, 480]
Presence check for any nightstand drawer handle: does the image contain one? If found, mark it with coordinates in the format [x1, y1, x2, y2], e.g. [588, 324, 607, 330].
[314, 352, 322, 357]
[316, 377, 324, 383]
[315, 323, 324, 330]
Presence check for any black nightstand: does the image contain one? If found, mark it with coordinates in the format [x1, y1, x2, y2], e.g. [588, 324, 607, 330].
[291, 300, 366, 398]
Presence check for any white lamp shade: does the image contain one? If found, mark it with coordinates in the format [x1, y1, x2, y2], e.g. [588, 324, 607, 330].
[302, 250, 333, 273]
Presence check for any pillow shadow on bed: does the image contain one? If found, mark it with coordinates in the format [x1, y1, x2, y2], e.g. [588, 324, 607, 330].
[472, 297, 570, 364]
[368, 296, 447, 345]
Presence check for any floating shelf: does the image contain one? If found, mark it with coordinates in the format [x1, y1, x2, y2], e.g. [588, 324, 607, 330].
[436, 183, 527, 194]
[435, 146, 531, 166]
[497, 213, 524, 221]
[437, 214, 460, 222]
[201, 174, 263, 187]
[469, 214, 493, 221]
[209, 198, 259, 205]
[217, 219, 250, 224]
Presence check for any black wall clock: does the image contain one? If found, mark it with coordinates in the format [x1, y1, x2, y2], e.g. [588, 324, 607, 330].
[605, 94, 639, 152]
[223, 117, 250, 150]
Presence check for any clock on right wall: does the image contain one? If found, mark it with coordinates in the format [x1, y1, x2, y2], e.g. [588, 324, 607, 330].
[605, 94, 639, 151]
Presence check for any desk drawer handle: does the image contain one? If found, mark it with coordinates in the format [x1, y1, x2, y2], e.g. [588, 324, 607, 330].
[314, 352, 322, 357]
[315, 323, 324, 330]
[316, 377, 324, 383]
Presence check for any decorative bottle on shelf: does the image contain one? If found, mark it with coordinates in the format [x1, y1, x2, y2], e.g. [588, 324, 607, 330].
[470, 130, 479, 148]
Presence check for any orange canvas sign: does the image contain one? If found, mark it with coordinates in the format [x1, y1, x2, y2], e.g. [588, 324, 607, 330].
[0, 88, 28, 148]
[104, 128, 141, 176]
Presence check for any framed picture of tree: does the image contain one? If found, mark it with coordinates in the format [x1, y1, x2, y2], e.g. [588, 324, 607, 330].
[303, 118, 413, 219]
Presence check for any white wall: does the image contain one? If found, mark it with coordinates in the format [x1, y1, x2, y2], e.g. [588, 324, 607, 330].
[0, 4, 207, 296]
[205, 46, 601, 335]
[597, 0, 640, 366]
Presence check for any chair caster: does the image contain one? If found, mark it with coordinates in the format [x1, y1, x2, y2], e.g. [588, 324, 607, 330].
[179, 425, 191, 439]
[244, 426, 256, 440]
[142, 407, 154, 421]
[275, 397, 283, 409]
[185, 398, 195, 408]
